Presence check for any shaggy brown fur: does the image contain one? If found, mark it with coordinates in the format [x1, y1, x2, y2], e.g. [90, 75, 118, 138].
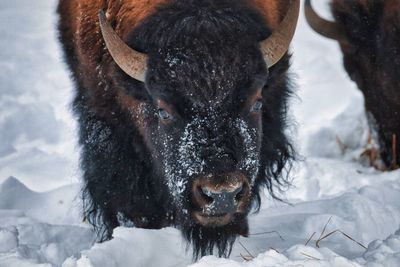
[58, 0, 296, 258]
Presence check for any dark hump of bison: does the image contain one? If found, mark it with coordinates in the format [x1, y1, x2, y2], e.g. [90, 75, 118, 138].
[57, 0, 296, 258]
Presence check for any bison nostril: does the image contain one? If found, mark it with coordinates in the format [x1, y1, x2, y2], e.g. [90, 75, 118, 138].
[199, 186, 214, 204]
[196, 183, 246, 213]
[234, 185, 244, 202]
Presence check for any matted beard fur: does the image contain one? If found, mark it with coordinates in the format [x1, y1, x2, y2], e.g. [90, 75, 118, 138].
[183, 213, 249, 258]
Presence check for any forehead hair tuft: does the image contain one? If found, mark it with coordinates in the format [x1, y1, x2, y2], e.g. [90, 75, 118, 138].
[129, 0, 271, 108]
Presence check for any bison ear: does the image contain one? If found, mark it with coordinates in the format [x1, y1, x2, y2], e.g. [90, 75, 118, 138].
[99, 10, 148, 82]
[259, 0, 300, 68]
[304, 0, 347, 43]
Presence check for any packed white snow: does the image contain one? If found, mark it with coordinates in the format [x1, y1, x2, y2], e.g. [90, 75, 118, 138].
[0, 0, 399, 267]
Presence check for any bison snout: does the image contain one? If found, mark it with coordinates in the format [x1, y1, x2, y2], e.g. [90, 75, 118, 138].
[192, 173, 250, 226]
[199, 184, 243, 214]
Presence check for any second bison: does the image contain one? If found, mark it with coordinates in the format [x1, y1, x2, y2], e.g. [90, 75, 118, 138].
[305, 0, 400, 169]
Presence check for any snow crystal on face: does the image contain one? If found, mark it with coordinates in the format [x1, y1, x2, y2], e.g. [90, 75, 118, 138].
[236, 118, 260, 186]
[164, 51, 183, 78]
[165, 52, 181, 68]
[162, 117, 206, 206]
[117, 212, 135, 228]
[161, 114, 261, 205]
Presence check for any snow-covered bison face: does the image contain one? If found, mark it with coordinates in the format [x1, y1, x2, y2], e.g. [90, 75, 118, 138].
[132, 41, 269, 256]
[143, 44, 267, 229]
[102, 1, 297, 257]
[73, 0, 296, 258]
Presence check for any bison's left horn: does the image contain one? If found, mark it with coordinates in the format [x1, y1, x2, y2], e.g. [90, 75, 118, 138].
[260, 0, 300, 68]
[304, 0, 347, 43]
[99, 10, 147, 82]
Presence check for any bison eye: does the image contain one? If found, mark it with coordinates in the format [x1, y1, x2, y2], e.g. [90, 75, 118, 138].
[157, 108, 173, 121]
[251, 99, 263, 113]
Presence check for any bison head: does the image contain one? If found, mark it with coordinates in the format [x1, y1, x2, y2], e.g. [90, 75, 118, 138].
[97, 0, 298, 257]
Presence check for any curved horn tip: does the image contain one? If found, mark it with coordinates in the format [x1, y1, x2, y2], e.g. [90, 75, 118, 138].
[260, 0, 300, 68]
[98, 9, 147, 82]
[99, 9, 106, 20]
[304, 0, 347, 42]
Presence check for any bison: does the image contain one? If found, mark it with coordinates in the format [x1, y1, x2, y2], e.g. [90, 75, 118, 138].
[305, 0, 400, 170]
[58, 0, 299, 257]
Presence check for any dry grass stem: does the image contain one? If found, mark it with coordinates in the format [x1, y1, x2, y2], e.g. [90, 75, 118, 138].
[336, 136, 348, 154]
[239, 241, 255, 259]
[317, 216, 332, 241]
[359, 130, 385, 170]
[305, 232, 316, 246]
[316, 229, 367, 250]
[300, 252, 321, 261]
[240, 254, 253, 261]
[249, 230, 285, 241]
[269, 247, 281, 254]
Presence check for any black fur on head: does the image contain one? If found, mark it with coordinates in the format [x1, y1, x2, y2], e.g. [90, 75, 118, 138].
[60, 0, 295, 259]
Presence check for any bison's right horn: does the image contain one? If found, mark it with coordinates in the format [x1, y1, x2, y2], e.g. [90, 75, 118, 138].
[99, 10, 147, 82]
[304, 0, 347, 43]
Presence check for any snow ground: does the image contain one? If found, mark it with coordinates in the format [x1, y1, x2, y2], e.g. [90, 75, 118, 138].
[0, 0, 399, 266]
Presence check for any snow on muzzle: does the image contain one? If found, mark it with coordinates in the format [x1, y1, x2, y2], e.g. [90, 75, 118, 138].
[191, 172, 250, 226]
